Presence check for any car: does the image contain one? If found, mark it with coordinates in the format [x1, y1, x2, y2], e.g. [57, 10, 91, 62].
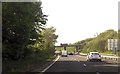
[68, 52, 74, 55]
[87, 52, 101, 61]
[61, 50, 67, 57]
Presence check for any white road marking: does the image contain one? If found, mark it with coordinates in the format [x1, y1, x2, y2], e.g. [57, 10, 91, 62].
[96, 72, 100, 74]
[41, 55, 60, 72]
[83, 64, 86, 66]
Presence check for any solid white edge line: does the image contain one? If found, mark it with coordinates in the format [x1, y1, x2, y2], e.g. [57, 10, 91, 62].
[41, 55, 60, 73]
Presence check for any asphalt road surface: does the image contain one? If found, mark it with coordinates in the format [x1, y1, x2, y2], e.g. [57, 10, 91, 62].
[42, 54, 119, 74]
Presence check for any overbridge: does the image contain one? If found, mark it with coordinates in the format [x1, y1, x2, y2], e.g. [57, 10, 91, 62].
[54, 43, 81, 52]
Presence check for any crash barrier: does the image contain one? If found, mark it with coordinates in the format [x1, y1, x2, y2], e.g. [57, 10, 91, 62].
[80, 53, 119, 62]
[101, 55, 120, 61]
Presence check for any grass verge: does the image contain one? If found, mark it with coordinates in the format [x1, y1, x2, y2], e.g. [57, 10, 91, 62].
[2, 55, 56, 72]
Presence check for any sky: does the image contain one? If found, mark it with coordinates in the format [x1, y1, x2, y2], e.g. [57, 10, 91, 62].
[41, 0, 120, 46]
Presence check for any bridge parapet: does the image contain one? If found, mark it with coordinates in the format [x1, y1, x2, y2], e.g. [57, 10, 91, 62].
[55, 43, 81, 52]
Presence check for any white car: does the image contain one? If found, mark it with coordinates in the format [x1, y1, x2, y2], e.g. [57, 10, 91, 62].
[61, 50, 67, 57]
[87, 52, 101, 61]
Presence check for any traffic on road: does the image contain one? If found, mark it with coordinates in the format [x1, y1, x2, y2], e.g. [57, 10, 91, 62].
[41, 51, 119, 74]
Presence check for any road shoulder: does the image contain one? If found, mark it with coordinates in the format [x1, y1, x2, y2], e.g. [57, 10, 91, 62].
[31, 55, 60, 72]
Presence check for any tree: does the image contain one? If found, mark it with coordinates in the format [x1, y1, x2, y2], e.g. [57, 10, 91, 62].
[2, 2, 47, 60]
[42, 27, 58, 51]
[74, 38, 93, 50]
[118, 30, 120, 39]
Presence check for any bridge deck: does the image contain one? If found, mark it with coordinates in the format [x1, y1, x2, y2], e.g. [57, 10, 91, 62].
[55, 45, 81, 47]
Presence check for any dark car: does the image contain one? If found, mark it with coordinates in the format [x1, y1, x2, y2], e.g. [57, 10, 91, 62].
[68, 52, 74, 55]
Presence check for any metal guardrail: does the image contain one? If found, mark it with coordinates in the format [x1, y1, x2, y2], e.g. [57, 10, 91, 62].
[80, 53, 120, 62]
[101, 55, 120, 61]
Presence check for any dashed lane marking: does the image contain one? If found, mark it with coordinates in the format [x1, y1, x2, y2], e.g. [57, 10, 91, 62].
[83, 64, 86, 66]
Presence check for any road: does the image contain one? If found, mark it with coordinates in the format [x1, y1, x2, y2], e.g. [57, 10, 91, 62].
[41, 54, 119, 74]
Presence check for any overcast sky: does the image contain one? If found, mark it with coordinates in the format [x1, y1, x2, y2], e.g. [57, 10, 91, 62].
[41, 0, 120, 45]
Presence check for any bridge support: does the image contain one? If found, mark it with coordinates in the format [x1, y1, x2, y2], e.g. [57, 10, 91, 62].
[55, 44, 81, 52]
[61, 43, 68, 50]
[64, 46, 67, 50]
[75, 46, 79, 52]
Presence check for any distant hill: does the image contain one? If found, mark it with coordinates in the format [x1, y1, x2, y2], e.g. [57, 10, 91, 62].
[74, 29, 118, 53]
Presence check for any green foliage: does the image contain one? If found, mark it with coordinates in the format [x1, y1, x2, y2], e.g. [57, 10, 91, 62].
[2, 2, 47, 60]
[75, 38, 93, 50]
[55, 47, 64, 51]
[42, 26, 58, 50]
[66, 47, 75, 52]
[75, 29, 118, 53]
[117, 51, 120, 56]
[118, 30, 120, 39]
[2, 2, 59, 72]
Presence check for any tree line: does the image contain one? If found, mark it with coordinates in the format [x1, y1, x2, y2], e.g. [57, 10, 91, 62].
[2, 2, 58, 61]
